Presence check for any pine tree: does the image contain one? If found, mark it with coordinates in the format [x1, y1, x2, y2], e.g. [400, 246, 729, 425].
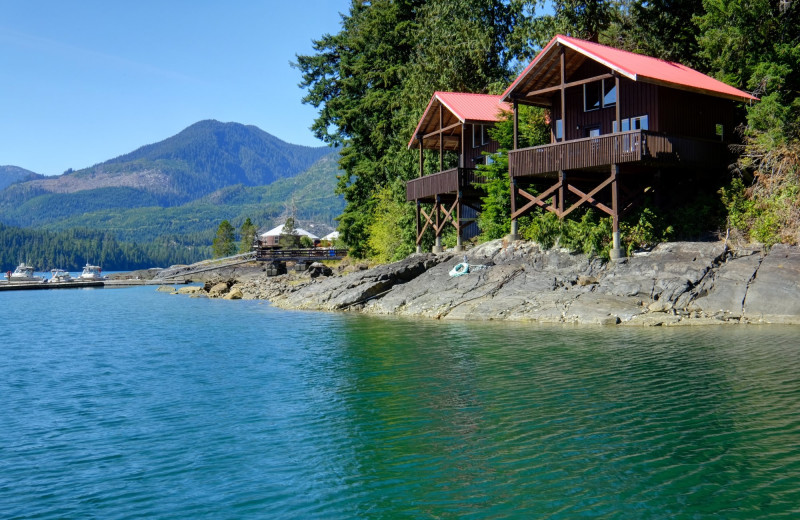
[238, 217, 257, 254]
[212, 220, 236, 258]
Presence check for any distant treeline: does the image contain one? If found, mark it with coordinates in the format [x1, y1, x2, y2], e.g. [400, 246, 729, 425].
[0, 223, 209, 272]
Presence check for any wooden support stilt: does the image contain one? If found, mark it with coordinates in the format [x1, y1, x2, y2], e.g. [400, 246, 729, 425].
[610, 164, 623, 260]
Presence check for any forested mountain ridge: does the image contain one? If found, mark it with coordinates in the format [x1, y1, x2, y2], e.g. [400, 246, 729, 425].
[0, 165, 43, 191]
[0, 150, 343, 271]
[0, 120, 334, 217]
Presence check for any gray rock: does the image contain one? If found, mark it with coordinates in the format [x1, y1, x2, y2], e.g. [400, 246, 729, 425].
[743, 244, 800, 323]
[690, 251, 761, 317]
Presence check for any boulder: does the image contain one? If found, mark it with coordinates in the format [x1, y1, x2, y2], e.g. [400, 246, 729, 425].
[308, 262, 333, 278]
[207, 282, 230, 298]
[177, 285, 205, 295]
[223, 287, 243, 300]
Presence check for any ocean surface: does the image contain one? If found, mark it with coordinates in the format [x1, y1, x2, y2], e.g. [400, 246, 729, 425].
[1, 285, 799, 519]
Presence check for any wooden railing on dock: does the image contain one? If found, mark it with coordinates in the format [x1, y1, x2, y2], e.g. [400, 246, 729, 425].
[256, 248, 348, 262]
[406, 167, 486, 201]
[509, 130, 728, 177]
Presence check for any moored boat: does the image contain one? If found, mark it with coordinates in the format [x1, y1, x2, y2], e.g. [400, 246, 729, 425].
[77, 264, 106, 281]
[5, 263, 45, 282]
[50, 269, 74, 283]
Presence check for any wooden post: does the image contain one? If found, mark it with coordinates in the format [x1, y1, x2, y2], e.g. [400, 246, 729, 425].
[510, 178, 519, 240]
[415, 199, 422, 253]
[513, 98, 519, 150]
[558, 169, 566, 217]
[455, 191, 464, 251]
[560, 45, 566, 142]
[610, 164, 623, 260]
[439, 104, 444, 172]
[418, 133, 424, 178]
[460, 124, 466, 168]
[433, 195, 443, 253]
[615, 74, 621, 133]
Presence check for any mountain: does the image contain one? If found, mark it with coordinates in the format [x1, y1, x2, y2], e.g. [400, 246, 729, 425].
[0, 165, 44, 191]
[36, 153, 345, 242]
[0, 120, 335, 222]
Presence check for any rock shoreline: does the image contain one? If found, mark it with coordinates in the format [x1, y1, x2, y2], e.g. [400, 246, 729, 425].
[163, 240, 800, 326]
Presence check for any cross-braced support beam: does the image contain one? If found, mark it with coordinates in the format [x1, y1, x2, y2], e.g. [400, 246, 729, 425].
[511, 165, 626, 259]
[415, 194, 466, 252]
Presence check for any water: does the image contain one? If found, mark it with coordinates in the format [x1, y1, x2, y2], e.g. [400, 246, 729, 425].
[1, 286, 799, 519]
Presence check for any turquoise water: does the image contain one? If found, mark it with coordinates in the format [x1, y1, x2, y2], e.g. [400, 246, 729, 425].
[1, 286, 799, 519]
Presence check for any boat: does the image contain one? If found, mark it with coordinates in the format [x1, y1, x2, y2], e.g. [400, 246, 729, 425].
[77, 264, 106, 281]
[6, 263, 45, 282]
[50, 269, 74, 283]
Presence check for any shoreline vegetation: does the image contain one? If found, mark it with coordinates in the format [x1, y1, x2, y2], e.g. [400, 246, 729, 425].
[158, 239, 800, 326]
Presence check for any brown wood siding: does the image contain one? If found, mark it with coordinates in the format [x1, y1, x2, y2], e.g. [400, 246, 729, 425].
[464, 123, 500, 167]
[657, 87, 739, 140]
[551, 78, 659, 141]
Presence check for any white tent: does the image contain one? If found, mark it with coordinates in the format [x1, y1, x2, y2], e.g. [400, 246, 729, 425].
[321, 231, 340, 242]
[259, 224, 319, 240]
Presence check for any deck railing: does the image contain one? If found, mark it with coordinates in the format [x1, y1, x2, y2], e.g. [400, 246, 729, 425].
[509, 130, 728, 178]
[406, 167, 486, 201]
[255, 248, 348, 262]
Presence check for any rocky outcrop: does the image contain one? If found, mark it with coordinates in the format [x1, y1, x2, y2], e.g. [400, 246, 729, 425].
[164, 240, 800, 325]
[234, 240, 800, 325]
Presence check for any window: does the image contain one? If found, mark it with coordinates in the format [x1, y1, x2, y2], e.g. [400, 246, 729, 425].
[584, 82, 601, 111]
[603, 80, 617, 107]
[584, 78, 616, 111]
[631, 115, 648, 130]
[715, 124, 724, 141]
[555, 119, 563, 141]
[613, 115, 649, 132]
[472, 124, 488, 148]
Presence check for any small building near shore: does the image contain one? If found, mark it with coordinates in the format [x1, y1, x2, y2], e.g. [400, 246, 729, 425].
[258, 224, 319, 248]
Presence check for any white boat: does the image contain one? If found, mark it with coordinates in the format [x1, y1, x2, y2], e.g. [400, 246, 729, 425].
[50, 269, 74, 283]
[77, 264, 106, 281]
[6, 263, 45, 282]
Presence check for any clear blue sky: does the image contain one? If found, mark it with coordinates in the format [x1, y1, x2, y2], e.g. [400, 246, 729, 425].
[0, 0, 351, 176]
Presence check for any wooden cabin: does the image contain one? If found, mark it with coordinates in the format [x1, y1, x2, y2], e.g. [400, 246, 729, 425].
[407, 92, 511, 252]
[501, 35, 757, 258]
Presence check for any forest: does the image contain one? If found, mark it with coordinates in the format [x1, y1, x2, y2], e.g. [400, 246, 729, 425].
[296, 0, 799, 259]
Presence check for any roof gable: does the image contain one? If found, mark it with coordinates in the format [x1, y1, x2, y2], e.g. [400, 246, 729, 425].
[408, 92, 511, 149]
[502, 35, 757, 104]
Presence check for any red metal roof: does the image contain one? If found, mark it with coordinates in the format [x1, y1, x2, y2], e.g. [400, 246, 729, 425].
[502, 35, 758, 103]
[408, 92, 512, 148]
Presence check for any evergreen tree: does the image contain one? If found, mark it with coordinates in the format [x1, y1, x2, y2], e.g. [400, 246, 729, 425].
[296, 0, 528, 257]
[212, 220, 236, 258]
[239, 217, 257, 253]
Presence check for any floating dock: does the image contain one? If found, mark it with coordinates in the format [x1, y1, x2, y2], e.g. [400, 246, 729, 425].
[0, 279, 184, 292]
[0, 280, 104, 291]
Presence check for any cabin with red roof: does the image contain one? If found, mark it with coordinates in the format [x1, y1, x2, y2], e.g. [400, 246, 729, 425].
[407, 92, 511, 252]
[502, 35, 757, 258]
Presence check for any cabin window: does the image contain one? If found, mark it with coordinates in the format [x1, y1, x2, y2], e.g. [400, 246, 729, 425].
[613, 115, 649, 132]
[603, 80, 617, 107]
[584, 82, 601, 111]
[584, 79, 616, 112]
[482, 125, 490, 145]
[472, 124, 486, 148]
[716, 124, 724, 141]
[555, 119, 563, 141]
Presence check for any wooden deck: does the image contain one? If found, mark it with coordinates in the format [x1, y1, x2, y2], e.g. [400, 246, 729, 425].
[509, 130, 729, 178]
[255, 248, 348, 262]
[406, 167, 486, 202]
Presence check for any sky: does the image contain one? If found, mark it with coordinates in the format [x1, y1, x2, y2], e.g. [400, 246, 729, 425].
[0, 0, 351, 176]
